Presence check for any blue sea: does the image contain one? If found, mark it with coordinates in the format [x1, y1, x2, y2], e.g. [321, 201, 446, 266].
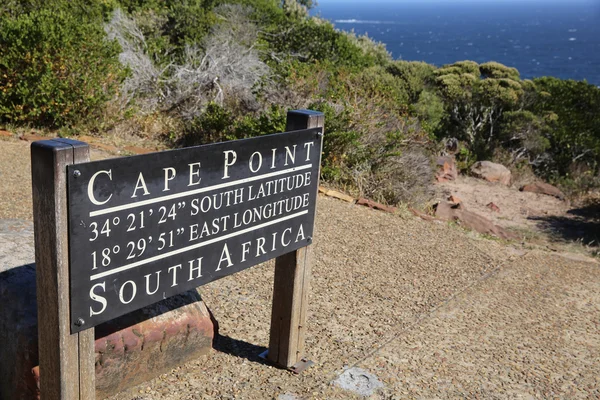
[311, 1, 600, 85]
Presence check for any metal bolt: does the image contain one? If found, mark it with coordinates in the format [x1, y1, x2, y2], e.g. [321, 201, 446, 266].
[316, 130, 323, 138]
[73, 170, 81, 178]
[307, 236, 313, 244]
[75, 318, 85, 327]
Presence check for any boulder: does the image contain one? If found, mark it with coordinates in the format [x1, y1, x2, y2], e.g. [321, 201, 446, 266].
[436, 156, 458, 182]
[1, 230, 215, 400]
[434, 201, 515, 240]
[520, 182, 565, 200]
[33, 293, 215, 399]
[470, 161, 511, 186]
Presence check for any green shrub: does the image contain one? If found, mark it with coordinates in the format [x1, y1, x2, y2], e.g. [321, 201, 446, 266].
[181, 103, 288, 146]
[0, 8, 124, 127]
[181, 102, 235, 145]
[269, 18, 385, 69]
[307, 102, 361, 182]
[386, 60, 436, 103]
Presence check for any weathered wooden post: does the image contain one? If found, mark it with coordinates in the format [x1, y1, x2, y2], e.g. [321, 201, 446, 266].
[268, 110, 324, 371]
[32, 139, 95, 399]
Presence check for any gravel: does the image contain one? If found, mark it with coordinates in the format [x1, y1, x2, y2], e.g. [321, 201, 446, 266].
[1, 138, 598, 399]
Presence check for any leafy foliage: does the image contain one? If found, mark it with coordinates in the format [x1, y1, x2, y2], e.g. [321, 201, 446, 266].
[1, 0, 598, 202]
[0, 6, 124, 127]
[530, 77, 600, 180]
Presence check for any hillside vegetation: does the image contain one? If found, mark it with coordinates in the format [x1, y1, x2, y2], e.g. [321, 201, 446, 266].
[1, 0, 600, 204]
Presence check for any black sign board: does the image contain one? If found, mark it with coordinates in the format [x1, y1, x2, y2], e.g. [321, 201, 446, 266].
[67, 129, 322, 333]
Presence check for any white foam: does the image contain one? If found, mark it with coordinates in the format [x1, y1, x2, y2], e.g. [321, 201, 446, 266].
[569, 37, 577, 41]
[334, 19, 394, 24]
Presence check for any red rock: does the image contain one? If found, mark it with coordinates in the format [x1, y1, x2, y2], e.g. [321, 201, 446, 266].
[435, 156, 458, 182]
[409, 207, 444, 222]
[0, 270, 215, 400]
[486, 202, 500, 212]
[470, 161, 511, 186]
[520, 182, 565, 200]
[435, 201, 515, 240]
[448, 195, 462, 204]
[356, 198, 397, 213]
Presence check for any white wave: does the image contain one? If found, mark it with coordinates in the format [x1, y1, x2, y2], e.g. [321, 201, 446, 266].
[569, 37, 577, 41]
[568, 28, 577, 32]
[334, 19, 395, 24]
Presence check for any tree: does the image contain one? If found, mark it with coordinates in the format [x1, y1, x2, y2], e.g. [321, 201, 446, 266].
[433, 60, 528, 156]
[531, 77, 600, 177]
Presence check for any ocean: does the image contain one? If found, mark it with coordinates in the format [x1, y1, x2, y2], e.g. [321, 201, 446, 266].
[311, 1, 600, 85]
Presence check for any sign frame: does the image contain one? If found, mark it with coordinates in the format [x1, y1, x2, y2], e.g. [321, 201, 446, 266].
[66, 127, 323, 332]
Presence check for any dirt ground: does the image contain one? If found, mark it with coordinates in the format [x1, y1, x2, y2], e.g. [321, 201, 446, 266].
[1, 136, 599, 399]
[437, 176, 599, 257]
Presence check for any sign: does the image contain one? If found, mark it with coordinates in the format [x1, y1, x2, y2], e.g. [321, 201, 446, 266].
[67, 129, 322, 333]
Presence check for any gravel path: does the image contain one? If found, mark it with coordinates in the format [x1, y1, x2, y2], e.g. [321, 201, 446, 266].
[1, 138, 598, 399]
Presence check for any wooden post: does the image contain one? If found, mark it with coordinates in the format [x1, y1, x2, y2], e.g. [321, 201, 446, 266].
[267, 110, 324, 369]
[32, 139, 95, 399]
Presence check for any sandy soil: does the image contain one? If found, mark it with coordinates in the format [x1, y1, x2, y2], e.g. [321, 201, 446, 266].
[1, 137, 599, 399]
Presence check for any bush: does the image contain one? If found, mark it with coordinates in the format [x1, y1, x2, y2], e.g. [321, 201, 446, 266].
[386, 60, 436, 103]
[180, 103, 287, 146]
[269, 18, 386, 69]
[0, 8, 124, 127]
[107, 4, 271, 119]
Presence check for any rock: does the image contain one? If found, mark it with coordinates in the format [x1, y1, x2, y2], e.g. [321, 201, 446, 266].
[410, 207, 441, 222]
[435, 201, 515, 240]
[436, 156, 458, 182]
[1, 258, 215, 400]
[356, 198, 397, 213]
[333, 367, 384, 397]
[520, 182, 565, 200]
[448, 195, 462, 205]
[318, 187, 355, 203]
[486, 202, 500, 212]
[470, 161, 511, 186]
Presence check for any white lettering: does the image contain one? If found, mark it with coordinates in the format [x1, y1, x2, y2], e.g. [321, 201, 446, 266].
[284, 145, 297, 166]
[131, 173, 150, 198]
[168, 264, 182, 287]
[163, 167, 176, 191]
[249, 151, 263, 173]
[222, 150, 237, 179]
[119, 280, 137, 304]
[188, 162, 202, 186]
[304, 141, 315, 161]
[188, 258, 203, 281]
[87, 170, 113, 205]
[144, 271, 161, 295]
[215, 243, 233, 271]
[89, 282, 107, 316]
